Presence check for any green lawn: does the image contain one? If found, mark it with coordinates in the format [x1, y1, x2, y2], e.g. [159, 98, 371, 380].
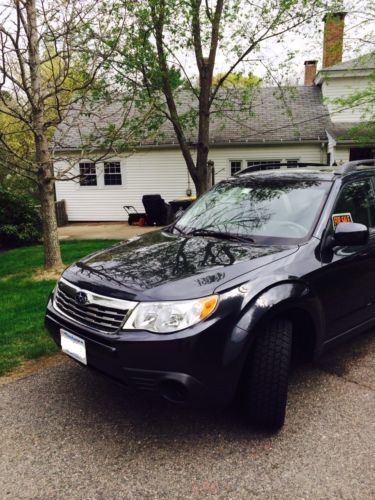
[0, 240, 119, 375]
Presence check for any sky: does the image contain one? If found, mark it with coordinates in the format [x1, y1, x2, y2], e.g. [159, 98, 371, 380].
[173, 0, 375, 86]
[215, 1, 375, 85]
[0, 0, 374, 89]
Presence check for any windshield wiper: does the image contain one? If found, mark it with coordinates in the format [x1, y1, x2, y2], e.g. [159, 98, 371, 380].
[171, 224, 186, 235]
[166, 222, 186, 235]
[187, 228, 256, 243]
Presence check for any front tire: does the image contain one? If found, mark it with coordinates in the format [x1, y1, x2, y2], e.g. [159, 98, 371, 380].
[242, 318, 292, 430]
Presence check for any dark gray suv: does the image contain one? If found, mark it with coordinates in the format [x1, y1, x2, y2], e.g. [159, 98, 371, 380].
[46, 159, 375, 429]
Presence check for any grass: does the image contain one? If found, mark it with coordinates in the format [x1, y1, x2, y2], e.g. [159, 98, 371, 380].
[0, 240, 120, 376]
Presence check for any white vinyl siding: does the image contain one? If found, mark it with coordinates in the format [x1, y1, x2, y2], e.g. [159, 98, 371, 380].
[334, 147, 350, 165]
[321, 76, 374, 123]
[55, 144, 325, 221]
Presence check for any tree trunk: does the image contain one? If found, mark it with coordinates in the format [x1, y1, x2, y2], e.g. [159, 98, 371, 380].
[38, 178, 63, 270]
[26, 0, 62, 270]
[36, 133, 63, 270]
[194, 61, 213, 197]
[34, 129, 62, 269]
[34, 137, 63, 269]
[195, 158, 212, 197]
[195, 117, 212, 197]
[150, 0, 223, 199]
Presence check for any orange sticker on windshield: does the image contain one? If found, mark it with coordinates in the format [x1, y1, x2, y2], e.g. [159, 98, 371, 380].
[332, 212, 353, 228]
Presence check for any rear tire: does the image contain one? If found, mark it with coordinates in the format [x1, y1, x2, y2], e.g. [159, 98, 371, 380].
[242, 318, 292, 430]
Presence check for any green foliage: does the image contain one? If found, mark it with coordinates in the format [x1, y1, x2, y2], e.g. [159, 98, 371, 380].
[0, 239, 120, 277]
[0, 239, 120, 375]
[212, 72, 262, 88]
[0, 275, 59, 375]
[0, 172, 36, 197]
[0, 187, 42, 248]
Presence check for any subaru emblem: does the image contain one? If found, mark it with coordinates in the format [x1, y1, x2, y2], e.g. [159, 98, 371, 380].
[75, 291, 88, 305]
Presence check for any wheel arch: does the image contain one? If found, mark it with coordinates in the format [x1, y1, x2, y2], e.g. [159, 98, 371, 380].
[234, 281, 325, 361]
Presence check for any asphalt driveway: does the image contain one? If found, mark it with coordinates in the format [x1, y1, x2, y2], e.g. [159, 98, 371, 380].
[0, 331, 374, 499]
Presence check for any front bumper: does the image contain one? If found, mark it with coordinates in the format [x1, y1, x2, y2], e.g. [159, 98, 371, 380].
[45, 296, 251, 407]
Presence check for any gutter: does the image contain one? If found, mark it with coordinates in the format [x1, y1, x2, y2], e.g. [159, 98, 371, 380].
[53, 139, 328, 154]
[315, 68, 374, 85]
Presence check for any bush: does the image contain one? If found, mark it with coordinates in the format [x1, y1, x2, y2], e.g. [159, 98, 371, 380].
[0, 187, 42, 248]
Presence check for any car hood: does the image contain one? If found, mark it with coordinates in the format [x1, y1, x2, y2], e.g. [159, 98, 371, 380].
[62, 230, 299, 301]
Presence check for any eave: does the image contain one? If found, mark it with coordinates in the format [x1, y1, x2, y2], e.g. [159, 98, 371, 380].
[315, 68, 374, 85]
[53, 138, 328, 155]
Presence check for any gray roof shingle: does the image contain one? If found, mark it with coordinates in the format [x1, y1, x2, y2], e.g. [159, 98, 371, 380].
[327, 121, 374, 142]
[321, 52, 375, 72]
[53, 86, 330, 151]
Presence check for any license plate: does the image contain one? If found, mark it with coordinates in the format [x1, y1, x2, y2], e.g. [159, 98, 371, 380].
[60, 329, 87, 365]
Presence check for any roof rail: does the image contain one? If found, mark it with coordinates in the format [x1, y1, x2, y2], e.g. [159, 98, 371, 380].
[234, 162, 329, 176]
[336, 159, 375, 175]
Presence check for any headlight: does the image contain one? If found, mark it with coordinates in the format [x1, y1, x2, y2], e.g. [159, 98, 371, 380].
[123, 295, 218, 334]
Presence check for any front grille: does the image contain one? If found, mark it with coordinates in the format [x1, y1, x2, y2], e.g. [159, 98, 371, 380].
[54, 281, 132, 334]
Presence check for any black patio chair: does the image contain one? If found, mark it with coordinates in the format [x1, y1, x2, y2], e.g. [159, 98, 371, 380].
[142, 194, 174, 226]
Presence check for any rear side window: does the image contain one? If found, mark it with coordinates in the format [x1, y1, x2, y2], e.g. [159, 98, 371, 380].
[332, 179, 375, 232]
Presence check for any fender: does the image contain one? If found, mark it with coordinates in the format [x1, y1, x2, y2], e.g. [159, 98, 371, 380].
[222, 279, 325, 367]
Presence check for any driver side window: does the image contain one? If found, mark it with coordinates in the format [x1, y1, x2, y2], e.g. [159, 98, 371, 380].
[332, 179, 375, 233]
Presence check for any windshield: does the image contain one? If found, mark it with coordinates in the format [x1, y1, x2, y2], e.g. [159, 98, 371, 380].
[174, 177, 332, 244]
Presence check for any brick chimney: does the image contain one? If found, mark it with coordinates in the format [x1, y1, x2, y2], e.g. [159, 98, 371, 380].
[322, 12, 347, 68]
[304, 60, 317, 85]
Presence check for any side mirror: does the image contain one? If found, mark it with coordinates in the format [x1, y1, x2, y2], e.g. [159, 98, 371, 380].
[334, 222, 369, 247]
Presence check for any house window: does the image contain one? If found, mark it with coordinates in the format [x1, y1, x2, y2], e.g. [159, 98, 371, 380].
[79, 162, 97, 186]
[104, 161, 122, 186]
[246, 160, 281, 171]
[230, 160, 242, 175]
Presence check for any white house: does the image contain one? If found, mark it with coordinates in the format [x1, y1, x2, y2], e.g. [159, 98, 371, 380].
[315, 52, 375, 165]
[54, 13, 375, 222]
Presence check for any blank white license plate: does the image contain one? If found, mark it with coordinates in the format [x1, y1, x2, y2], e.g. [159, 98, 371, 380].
[60, 329, 87, 365]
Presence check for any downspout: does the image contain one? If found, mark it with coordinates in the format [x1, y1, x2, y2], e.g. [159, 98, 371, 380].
[326, 129, 337, 165]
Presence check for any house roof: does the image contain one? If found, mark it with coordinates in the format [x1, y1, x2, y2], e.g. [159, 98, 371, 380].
[53, 86, 330, 152]
[327, 121, 375, 143]
[322, 52, 375, 72]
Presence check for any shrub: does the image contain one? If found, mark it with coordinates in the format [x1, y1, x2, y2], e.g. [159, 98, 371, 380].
[0, 187, 42, 248]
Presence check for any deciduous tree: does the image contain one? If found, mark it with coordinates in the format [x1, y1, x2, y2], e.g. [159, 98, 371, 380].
[114, 0, 332, 196]
[0, 0, 129, 269]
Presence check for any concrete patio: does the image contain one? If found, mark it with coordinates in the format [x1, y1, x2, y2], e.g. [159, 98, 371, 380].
[58, 222, 158, 241]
